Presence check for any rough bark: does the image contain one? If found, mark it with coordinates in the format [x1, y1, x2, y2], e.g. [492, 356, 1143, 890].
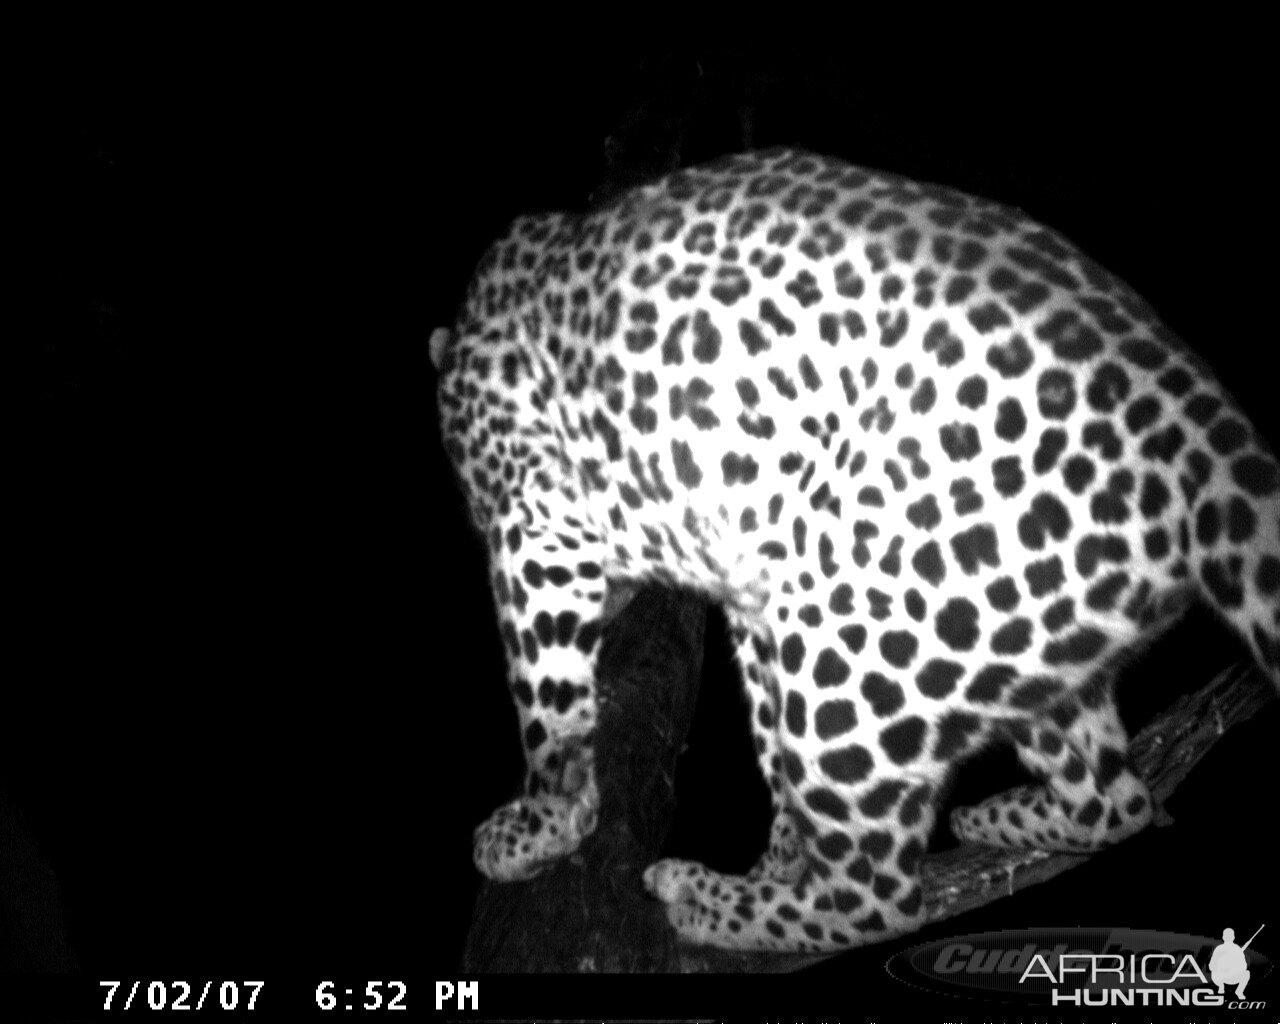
[461, 587, 1275, 973]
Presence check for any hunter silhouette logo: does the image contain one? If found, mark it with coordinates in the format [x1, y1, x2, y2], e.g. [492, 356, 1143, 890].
[1210, 924, 1263, 999]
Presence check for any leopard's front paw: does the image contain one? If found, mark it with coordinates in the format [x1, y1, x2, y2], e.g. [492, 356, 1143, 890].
[644, 858, 780, 949]
[643, 857, 706, 905]
[643, 858, 718, 943]
[473, 778, 600, 881]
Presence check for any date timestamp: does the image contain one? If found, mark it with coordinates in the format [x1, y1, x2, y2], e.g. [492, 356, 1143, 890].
[100, 981, 265, 1012]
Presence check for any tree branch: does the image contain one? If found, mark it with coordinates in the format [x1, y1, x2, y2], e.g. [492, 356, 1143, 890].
[461, 587, 1275, 972]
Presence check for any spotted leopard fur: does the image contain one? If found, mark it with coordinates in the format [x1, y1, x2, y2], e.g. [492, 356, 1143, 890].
[433, 149, 1280, 953]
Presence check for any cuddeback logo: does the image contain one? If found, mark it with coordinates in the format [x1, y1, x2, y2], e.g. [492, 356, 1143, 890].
[885, 925, 1271, 1008]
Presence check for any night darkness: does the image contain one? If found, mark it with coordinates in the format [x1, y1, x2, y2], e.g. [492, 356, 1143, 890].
[14, 32, 1279, 1019]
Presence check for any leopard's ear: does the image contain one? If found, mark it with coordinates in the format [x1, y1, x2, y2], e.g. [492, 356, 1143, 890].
[430, 327, 452, 371]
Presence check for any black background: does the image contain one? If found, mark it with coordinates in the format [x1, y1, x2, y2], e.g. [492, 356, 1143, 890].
[14, 28, 1279, 1019]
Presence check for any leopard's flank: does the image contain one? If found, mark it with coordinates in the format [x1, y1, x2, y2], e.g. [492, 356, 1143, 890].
[433, 149, 1280, 953]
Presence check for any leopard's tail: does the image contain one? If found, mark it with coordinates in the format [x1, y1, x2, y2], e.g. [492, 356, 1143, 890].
[1186, 423, 1280, 689]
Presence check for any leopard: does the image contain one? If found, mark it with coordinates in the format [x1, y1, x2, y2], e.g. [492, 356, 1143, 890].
[431, 148, 1280, 953]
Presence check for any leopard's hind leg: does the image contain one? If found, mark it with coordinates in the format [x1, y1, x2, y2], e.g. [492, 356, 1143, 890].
[951, 676, 1152, 851]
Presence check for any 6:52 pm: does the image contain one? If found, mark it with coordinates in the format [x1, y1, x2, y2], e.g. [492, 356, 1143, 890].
[316, 980, 407, 1012]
